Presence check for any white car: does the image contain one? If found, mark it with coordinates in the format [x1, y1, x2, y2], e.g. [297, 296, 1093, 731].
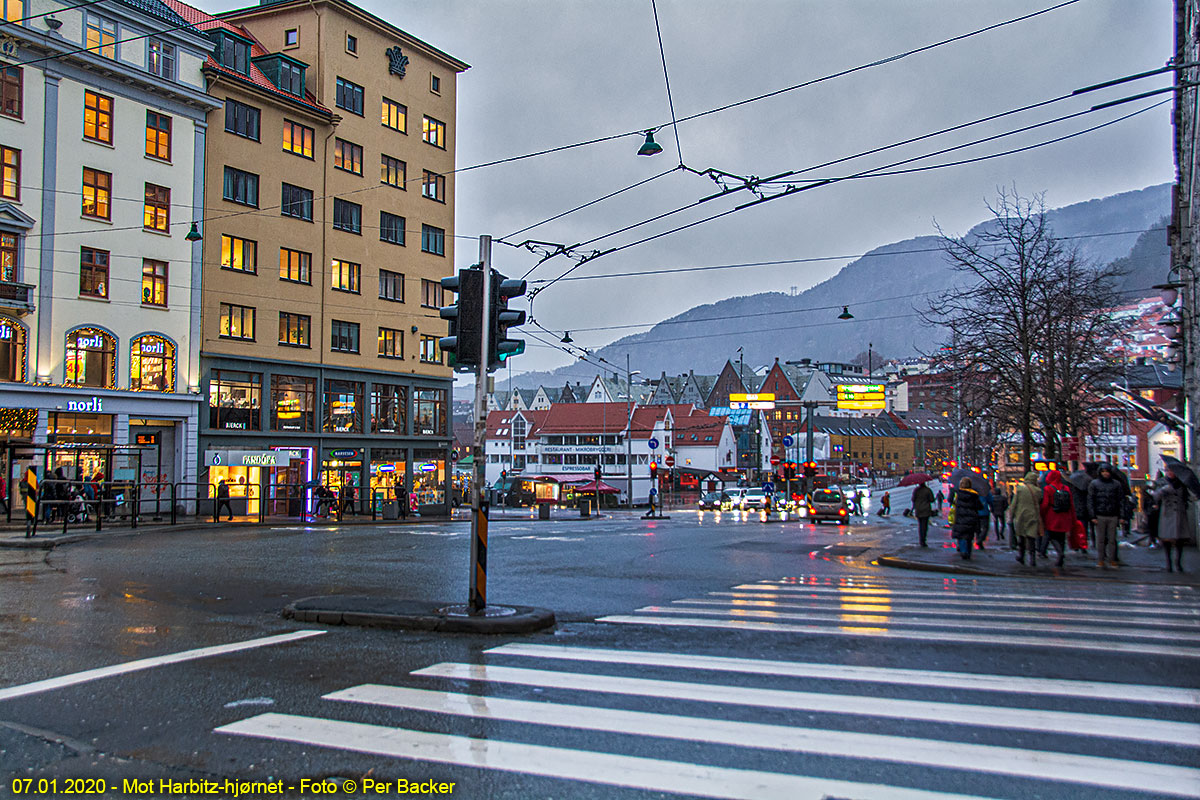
[742, 488, 769, 509]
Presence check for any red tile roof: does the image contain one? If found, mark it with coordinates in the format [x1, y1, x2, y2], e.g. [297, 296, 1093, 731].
[161, 0, 332, 115]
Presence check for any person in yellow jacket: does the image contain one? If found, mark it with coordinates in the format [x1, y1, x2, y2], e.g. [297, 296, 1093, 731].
[1009, 471, 1042, 567]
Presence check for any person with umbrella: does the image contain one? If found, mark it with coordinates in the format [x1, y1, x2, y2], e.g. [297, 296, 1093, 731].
[1156, 456, 1200, 572]
[1087, 464, 1124, 569]
[911, 480, 935, 547]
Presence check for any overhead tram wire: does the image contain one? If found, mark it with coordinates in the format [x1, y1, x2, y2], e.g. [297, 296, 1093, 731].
[528, 94, 1168, 298]
[649, 0, 683, 165]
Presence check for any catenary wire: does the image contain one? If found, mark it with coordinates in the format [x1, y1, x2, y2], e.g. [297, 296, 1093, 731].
[649, 0, 683, 165]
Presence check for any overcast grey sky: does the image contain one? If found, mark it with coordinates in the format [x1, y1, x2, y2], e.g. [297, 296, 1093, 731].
[213, 0, 1175, 376]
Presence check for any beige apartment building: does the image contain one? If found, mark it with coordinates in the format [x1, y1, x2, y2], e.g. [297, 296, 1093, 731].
[165, 0, 467, 515]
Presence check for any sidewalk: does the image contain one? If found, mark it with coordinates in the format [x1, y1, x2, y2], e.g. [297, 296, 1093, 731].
[879, 529, 1200, 586]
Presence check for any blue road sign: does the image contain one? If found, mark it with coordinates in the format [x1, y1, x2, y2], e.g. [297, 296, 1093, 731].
[763, 481, 774, 493]
[648, 438, 659, 450]
[782, 435, 794, 447]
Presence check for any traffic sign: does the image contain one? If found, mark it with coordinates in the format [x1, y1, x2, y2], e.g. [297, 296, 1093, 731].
[665, 455, 675, 467]
[648, 438, 659, 450]
[770, 456, 781, 465]
[782, 435, 794, 448]
[763, 481, 774, 493]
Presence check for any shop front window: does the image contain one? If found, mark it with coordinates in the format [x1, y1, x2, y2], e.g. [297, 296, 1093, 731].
[323, 379, 363, 433]
[65, 327, 115, 388]
[130, 335, 174, 392]
[371, 383, 406, 434]
[0, 232, 16, 282]
[0, 317, 26, 382]
[413, 387, 445, 436]
[0, 407, 35, 438]
[369, 448, 407, 506]
[209, 369, 261, 430]
[412, 448, 445, 506]
[272, 374, 315, 432]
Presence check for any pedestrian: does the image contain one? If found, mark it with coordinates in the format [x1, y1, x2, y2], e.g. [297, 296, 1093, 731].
[1009, 471, 1042, 567]
[935, 489, 945, 513]
[1141, 483, 1160, 548]
[216, 479, 233, 521]
[395, 478, 408, 519]
[1038, 469, 1074, 570]
[0, 468, 7, 515]
[1087, 464, 1124, 569]
[1154, 474, 1195, 573]
[990, 485, 1009, 542]
[877, 491, 890, 516]
[911, 481, 935, 547]
[975, 488, 991, 549]
[950, 477, 982, 559]
[1120, 491, 1135, 539]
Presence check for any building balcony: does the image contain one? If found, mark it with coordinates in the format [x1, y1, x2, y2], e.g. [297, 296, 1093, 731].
[0, 280, 34, 316]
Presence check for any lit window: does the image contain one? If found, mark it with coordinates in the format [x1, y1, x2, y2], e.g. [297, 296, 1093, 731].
[419, 335, 442, 364]
[130, 335, 174, 391]
[333, 138, 362, 174]
[282, 119, 314, 158]
[2, 0, 24, 23]
[143, 183, 169, 232]
[278, 311, 310, 347]
[141, 259, 167, 307]
[79, 247, 108, 298]
[378, 327, 403, 359]
[219, 303, 256, 340]
[381, 97, 406, 132]
[85, 14, 117, 59]
[279, 247, 311, 283]
[422, 170, 445, 202]
[221, 235, 257, 273]
[81, 167, 111, 219]
[145, 111, 171, 160]
[83, 91, 113, 144]
[65, 327, 115, 388]
[331, 259, 360, 293]
[422, 116, 445, 148]
[0, 145, 18, 200]
[381, 154, 405, 188]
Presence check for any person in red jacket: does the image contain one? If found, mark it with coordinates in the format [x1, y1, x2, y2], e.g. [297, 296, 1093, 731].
[1039, 469, 1075, 569]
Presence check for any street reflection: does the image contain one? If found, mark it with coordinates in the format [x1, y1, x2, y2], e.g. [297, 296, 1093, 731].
[838, 584, 890, 633]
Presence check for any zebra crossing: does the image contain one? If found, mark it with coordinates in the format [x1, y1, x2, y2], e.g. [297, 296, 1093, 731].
[216, 574, 1200, 799]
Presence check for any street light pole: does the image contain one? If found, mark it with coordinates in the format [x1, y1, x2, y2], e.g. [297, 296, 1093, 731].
[626, 354, 634, 508]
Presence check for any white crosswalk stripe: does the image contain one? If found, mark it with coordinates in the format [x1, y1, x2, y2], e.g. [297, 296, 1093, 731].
[215, 574, 1200, 798]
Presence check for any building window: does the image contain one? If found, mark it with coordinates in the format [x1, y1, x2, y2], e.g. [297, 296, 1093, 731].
[278, 61, 303, 95]
[1098, 417, 1126, 435]
[430, 73, 440, 93]
[279, 247, 311, 283]
[378, 327, 403, 359]
[141, 259, 167, 307]
[371, 384, 406, 434]
[281, 183, 313, 221]
[81, 168, 111, 219]
[332, 198, 361, 233]
[330, 319, 359, 353]
[79, 247, 108, 298]
[224, 99, 260, 140]
[223, 166, 259, 207]
[284, 28, 298, 47]
[83, 91, 113, 144]
[85, 14, 117, 59]
[65, 328, 115, 388]
[422, 170, 445, 202]
[381, 97, 406, 132]
[0, 145, 18, 200]
[378, 268, 404, 302]
[221, 36, 250, 75]
[143, 183, 170, 232]
[381, 154, 406, 188]
[282, 120, 314, 158]
[271, 374, 315, 432]
[2, 0, 23, 24]
[145, 111, 171, 160]
[323, 379, 363, 433]
[421, 224, 445, 256]
[278, 311, 310, 347]
[130, 335, 174, 391]
[221, 234, 257, 273]
[0, 317, 27, 382]
[330, 259, 360, 293]
[209, 369, 261, 430]
[421, 279, 443, 308]
[419, 334, 441, 364]
[219, 302, 256, 340]
[0, 233, 16, 281]
[422, 115, 446, 148]
[414, 387, 447, 435]
[379, 211, 405, 245]
[346, 33, 357, 54]
[335, 77, 363, 115]
[147, 38, 175, 80]
[333, 138, 362, 174]
[0, 66, 22, 120]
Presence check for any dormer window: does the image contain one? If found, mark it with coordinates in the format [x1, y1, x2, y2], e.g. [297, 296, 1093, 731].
[213, 31, 251, 76]
[279, 61, 302, 95]
[253, 54, 307, 97]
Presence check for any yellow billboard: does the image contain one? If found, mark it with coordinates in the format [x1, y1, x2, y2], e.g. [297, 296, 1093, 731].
[836, 384, 885, 410]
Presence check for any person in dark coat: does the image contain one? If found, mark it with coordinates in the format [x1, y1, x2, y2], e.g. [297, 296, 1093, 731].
[935, 489, 945, 513]
[1039, 469, 1074, 569]
[990, 487, 1009, 542]
[216, 479, 233, 521]
[1087, 464, 1124, 569]
[877, 491, 891, 516]
[911, 482, 935, 547]
[951, 477, 982, 560]
[1154, 475, 1195, 572]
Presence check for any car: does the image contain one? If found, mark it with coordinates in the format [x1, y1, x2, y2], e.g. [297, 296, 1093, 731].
[807, 488, 850, 524]
[725, 487, 748, 508]
[698, 491, 726, 510]
[742, 488, 769, 509]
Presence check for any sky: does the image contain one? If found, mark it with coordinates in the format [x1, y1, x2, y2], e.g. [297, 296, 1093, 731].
[209, 0, 1175, 378]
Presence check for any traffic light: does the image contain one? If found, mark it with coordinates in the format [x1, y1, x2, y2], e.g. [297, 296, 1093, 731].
[649, 461, 658, 484]
[500, 469, 507, 482]
[803, 462, 817, 479]
[593, 466, 601, 482]
[439, 267, 483, 371]
[488, 270, 526, 371]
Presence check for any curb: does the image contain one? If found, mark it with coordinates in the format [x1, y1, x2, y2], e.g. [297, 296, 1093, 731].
[875, 553, 1200, 586]
[874, 555, 995, 577]
[282, 595, 556, 634]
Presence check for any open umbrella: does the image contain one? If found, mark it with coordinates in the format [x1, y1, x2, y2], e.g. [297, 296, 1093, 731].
[898, 472, 935, 487]
[1162, 455, 1200, 496]
[1066, 470, 1092, 492]
[948, 467, 991, 496]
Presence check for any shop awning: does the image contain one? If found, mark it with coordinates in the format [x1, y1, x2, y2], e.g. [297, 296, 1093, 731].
[527, 473, 590, 484]
[572, 479, 621, 494]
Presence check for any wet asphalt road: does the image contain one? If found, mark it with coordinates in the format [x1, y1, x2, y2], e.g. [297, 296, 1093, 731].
[0, 508, 1196, 800]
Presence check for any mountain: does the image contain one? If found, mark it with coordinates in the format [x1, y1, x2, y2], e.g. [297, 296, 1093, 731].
[503, 184, 1171, 390]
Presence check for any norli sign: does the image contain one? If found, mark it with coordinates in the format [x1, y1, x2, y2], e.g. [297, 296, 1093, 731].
[836, 384, 886, 411]
[729, 392, 776, 410]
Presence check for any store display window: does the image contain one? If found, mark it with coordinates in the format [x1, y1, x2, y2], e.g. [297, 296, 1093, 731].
[412, 448, 445, 506]
[209, 370, 261, 430]
[371, 383, 406, 434]
[65, 327, 115, 388]
[130, 335, 175, 392]
[272, 374, 315, 432]
[323, 379, 363, 433]
[0, 317, 26, 382]
[369, 448, 407, 505]
[413, 387, 446, 436]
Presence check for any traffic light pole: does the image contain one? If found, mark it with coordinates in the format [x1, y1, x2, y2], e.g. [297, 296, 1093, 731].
[469, 235, 493, 614]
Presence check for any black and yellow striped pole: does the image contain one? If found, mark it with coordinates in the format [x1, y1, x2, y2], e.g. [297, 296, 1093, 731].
[469, 502, 488, 610]
[23, 466, 37, 538]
